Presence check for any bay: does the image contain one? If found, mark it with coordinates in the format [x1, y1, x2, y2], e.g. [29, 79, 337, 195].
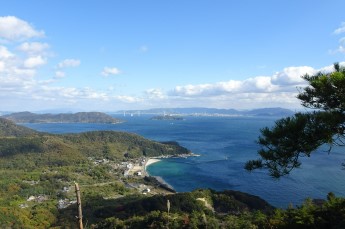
[23, 115, 345, 208]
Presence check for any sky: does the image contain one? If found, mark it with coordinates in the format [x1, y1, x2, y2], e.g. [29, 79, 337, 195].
[1, 0, 345, 112]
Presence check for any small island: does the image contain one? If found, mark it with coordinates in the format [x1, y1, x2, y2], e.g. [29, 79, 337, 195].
[2, 111, 123, 124]
[151, 114, 184, 121]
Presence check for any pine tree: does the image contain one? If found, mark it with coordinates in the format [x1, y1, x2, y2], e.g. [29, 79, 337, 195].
[245, 63, 345, 177]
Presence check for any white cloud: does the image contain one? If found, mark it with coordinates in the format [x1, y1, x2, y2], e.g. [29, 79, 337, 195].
[57, 59, 80, 68]
[163, 64, 345, 110]
[13, 68, 36, 77]
[55, 71, 65, 78]
[23, 55, 46, 68]
[271, 66, 316, 85]
[331, 22, 345, 53]
[335, 45, 345, 53]
[339, 37, 345, 45]
[102, 67, 121, 76]
[0, 45, 14, 59]
[114, 95, 142, 103]
[12, 84, 112, 104]
[38, 79, 55, 85]
[78, 87, 109, 100]
[243, 76, 278, 92]
[0, 69, 36, 95]
[0, 16, 44, 41]
[173, 83, 216, 96]
[170, 65, 317, 99]
[17, 42, 49, 55]
[319, 61, 345, 73]
[0, 61, 4, 72]
[145, 88, 165, 99]
[334, 22, 345, 35]
[171, 76, 279, 97]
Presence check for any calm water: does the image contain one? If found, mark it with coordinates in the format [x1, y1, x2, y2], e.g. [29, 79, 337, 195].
[23, 115, 345, 208]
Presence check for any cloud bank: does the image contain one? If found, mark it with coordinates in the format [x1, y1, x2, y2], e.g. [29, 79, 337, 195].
[170, 66, 317, 98]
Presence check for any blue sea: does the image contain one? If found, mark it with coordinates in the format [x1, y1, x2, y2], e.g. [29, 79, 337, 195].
[23, 115, 345, 208]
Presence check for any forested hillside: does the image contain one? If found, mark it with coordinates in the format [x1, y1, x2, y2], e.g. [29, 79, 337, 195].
[2, 111, 123, 123]
[0, 118, 38, 137]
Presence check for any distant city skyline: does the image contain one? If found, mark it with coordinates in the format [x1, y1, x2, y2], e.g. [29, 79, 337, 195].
[1, 1, 345, 111]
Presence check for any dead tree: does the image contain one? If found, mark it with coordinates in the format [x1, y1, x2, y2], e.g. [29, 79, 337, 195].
[75, 182, 83, 229]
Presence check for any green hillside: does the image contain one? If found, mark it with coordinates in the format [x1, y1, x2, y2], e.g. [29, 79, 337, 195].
[0, 118, 38, 137]
[2, 111, 123, 123]
[0, 118, 344, 228]
[0, 119, 190, 228]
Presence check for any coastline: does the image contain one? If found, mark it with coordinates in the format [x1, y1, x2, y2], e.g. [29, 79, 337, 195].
[144, 153, 199, 171]
[141, 153, 199, 193]
[144, 158, 162, 171]
[144, 157, 176, 193]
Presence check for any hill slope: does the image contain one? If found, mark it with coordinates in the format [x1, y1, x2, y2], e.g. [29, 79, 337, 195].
[0, 118, 190, 159]
[0, 119, 193, 227]
[0, 117, 38, 137]
[2, 111, 123, 123]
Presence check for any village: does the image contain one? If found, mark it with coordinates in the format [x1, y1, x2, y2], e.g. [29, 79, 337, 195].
[19, 154, 198, 210]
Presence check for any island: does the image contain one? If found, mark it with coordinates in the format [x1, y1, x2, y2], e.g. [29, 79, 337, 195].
[2, 111, 123, 123]
[150, 114, 184, 121]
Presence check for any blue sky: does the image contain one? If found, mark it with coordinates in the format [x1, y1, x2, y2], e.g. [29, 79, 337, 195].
[1, 0, 345, 112]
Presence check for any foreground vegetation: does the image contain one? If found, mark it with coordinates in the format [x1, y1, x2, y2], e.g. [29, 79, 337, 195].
[0, 117, 344, 228]
[94, 192, 345, 229]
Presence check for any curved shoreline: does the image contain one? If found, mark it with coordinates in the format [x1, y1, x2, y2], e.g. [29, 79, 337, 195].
[144, 158, 162, 171]
[144, 157, 176, 192]
[143, 154, 199, 193]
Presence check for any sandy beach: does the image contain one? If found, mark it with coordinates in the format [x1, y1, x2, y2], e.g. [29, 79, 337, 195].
[144, 158, 176, 192]
[144, 158, 161, 170]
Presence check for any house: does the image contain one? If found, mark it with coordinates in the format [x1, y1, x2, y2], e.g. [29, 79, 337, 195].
[27, 196, 36, 201]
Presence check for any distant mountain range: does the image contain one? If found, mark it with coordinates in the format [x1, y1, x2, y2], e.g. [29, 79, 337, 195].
[116, 107, 295, 117]
[0, 108, 296, 122]
[2, 111, 123, 124]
